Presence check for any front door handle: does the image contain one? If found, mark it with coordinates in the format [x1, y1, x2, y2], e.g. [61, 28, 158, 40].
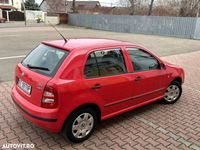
[135, 76, 142, 81]
[92, 84, 102, 90]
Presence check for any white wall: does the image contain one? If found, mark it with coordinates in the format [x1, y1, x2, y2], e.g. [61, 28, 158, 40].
[26, 10, 45, 22]
[0, 9, 2, 18]
[0, 0, 22, 10]
[45, 16, 59, 25]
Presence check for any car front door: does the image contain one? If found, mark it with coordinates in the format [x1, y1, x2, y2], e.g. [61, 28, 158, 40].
[125, 47, 167, 105]
[83, 48, 138, 119]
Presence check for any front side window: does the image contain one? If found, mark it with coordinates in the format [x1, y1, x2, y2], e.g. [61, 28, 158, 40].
[22, 44, 69, 77]
[126, 48, 160, 72]
[84, 48, 127, 78]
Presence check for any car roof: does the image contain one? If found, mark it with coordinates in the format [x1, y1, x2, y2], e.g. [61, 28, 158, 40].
[42, 38, 136, 51]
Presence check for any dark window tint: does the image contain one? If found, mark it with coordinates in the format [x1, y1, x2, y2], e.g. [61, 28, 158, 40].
[84, 53, 99, 78]
[22, 44, 69, 77]
[127, 48, 160, 72]
[84, 48, 127, 78]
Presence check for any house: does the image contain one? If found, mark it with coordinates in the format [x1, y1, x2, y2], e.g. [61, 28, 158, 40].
[39, 0, 66, 15]
[39, 0, 101, 14]
[66, 1, 101, 13]
[0, 0, 22, 11]
[39, 0, 101, 24]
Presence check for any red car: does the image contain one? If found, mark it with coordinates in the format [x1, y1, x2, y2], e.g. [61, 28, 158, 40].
[11, 38, 184, 142]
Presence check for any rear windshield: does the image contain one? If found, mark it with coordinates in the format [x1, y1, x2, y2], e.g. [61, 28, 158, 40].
[22, 44, 69, 77]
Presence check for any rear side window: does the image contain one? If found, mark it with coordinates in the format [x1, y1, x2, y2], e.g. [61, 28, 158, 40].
[126, 48, 160, 72]
[84, 53, 99, 78]
[84, 48, 127, 78]
[22, 44, 69, 77]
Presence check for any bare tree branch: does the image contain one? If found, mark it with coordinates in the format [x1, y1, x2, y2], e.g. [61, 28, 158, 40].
[148, 0, 155, 15]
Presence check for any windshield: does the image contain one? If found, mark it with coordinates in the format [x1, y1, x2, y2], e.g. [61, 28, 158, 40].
[22, 44, 69, 77]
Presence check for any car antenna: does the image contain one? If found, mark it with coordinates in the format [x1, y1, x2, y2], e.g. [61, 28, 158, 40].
[48, 21, 68, 43]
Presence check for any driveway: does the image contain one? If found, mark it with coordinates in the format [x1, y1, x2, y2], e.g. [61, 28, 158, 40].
[0, 21, 46, 28]
[0, 25, 200, 82]
[0, 51, 200, 149]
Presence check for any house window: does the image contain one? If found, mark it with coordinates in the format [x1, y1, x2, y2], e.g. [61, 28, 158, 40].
[0, 0, 9, 4]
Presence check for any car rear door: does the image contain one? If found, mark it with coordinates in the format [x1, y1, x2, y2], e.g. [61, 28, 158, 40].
[83, 47, 138, 117]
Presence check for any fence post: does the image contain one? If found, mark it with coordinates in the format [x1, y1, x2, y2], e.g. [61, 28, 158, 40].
[22, 0, 27, 26]
[0, 9, 2, 18]
[6, 11, 9, 22]
[193, 18, 200, 40]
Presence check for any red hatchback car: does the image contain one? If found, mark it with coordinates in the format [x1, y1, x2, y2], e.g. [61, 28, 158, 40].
[11, 38, 184, 142]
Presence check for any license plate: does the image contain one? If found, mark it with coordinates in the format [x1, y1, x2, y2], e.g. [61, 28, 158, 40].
[18, 79, 32, 95]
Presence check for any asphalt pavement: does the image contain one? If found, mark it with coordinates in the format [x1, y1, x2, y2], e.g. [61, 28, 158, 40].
[0, 24, 200, 82]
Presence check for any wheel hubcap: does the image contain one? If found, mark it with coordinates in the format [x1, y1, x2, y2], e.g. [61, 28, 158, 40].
[164, 85, 180, 102]
[72, 113, 94, 139]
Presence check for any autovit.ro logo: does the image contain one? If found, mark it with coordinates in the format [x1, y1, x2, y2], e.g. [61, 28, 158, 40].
[1, 143, 35, 149]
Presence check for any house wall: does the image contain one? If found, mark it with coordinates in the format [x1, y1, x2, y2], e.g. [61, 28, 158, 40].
[0, 0, 22, 10]
[0, 0, 12, 5]
[13, 0, 22, 11]
[68, 14, 200, 40]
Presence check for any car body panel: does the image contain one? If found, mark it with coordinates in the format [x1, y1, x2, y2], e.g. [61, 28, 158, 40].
[11, 39, 185, 133]
[15, 63, 51, 106]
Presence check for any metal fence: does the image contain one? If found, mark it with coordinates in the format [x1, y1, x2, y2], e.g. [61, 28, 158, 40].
[68, 14, 200, 40]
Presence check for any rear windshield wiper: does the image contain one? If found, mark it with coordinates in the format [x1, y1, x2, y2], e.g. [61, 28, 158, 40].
[27, 64, 49, 71]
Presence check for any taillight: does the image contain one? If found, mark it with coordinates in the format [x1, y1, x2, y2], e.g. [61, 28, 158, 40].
[42, 86, 58, 109]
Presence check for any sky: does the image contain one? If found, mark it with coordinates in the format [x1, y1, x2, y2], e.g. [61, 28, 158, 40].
[35, 0, 120, 6]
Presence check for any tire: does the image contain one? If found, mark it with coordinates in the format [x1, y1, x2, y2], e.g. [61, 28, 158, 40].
[63, 107, 97, 143]
[163, 81, 182, 104]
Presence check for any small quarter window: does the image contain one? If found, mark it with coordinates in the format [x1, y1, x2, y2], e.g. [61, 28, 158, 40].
[84, 53, 99, 78]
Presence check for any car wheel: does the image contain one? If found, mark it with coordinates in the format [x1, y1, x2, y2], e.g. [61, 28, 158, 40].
[163, 81, 182, 104]
[63, 107, 97, 143]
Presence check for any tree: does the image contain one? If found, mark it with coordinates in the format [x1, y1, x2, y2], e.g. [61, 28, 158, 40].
[179, 0, 200, 17]
[118, 0, 150, 15]
[72, 0, 76, 12]
[148, 0, 155, 15]
[24, 0, 40, 10]
[129, 0, 136, 15]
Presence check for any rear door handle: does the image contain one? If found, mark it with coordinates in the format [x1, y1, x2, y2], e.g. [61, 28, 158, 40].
[135, 76, 142, 81]
[92, 84, 102, 90]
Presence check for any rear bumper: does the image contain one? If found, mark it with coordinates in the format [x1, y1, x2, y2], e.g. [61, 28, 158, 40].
[11, 85, 62, 132]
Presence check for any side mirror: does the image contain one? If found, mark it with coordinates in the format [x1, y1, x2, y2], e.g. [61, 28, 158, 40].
[160, 63, 166, 70]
